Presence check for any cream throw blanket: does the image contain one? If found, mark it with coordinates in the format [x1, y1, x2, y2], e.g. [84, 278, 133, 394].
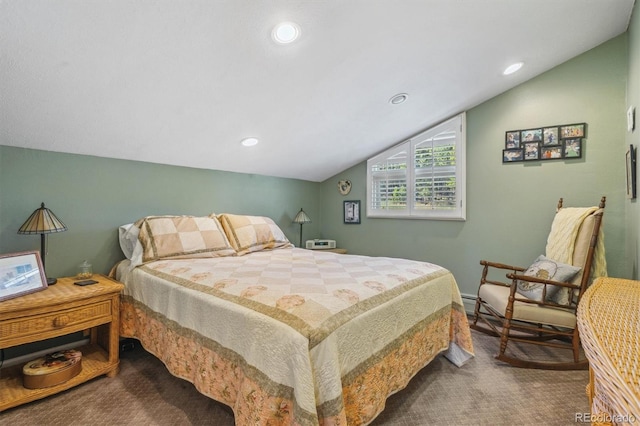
[545, 207, 607, 304]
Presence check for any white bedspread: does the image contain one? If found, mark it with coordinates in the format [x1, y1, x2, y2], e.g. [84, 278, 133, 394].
[116, 248, 473, 425]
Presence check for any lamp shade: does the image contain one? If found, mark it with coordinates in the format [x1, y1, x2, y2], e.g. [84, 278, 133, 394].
[17, 203, 67, 285]
[18, 203, 67, 234]
[293, 208, 311, 224]
[293, 208, 311, 248]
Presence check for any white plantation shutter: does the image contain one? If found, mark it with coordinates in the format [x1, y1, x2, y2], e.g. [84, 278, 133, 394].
[368, 143, 409, 215]
[367, 113, 466, 220]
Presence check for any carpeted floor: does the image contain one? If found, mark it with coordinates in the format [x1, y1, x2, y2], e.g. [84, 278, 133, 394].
[2, 329, 590, 425]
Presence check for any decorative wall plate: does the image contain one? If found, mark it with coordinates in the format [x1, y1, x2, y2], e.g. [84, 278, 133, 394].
[338, 180, 352, 195]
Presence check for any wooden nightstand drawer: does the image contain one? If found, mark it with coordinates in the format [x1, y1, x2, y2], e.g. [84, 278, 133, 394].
[0, 300, 112, 346]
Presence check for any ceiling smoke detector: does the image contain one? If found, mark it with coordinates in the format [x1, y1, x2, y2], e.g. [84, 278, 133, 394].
[389, 93, 409, 105]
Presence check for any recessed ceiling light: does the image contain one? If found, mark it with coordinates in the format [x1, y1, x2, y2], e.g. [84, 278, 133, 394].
[503, 62, 524, 75]
[241, 137, 259, 147]
[272, 22, 300, 44]
[389, 93, 409, 105]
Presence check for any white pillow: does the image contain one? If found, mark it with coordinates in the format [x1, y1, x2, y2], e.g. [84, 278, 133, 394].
[118, 223, 140, 260]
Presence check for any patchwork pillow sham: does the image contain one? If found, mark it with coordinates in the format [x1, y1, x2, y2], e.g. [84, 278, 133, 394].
[135, 215, 236, 264]
[218, 213, 293, 255]
[516, 255, 581, 303]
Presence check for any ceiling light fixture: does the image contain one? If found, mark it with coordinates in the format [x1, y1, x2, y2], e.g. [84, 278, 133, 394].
[389, 93, 409, 105]
[503, 62, 524, 75]
[241, 137, 259, 147]
[272, 22, 300, 44]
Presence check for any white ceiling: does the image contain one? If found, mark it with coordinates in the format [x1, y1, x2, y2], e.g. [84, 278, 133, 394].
[1, 1, 635, 182]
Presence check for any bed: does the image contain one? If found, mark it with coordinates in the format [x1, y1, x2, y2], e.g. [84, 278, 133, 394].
[112, 214, 474, 425]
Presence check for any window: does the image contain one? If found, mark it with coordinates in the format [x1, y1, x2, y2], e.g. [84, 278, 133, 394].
[367, 112, 466, 220]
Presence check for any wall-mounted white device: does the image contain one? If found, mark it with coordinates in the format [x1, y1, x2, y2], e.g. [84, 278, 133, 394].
[306, 239, 336, 250]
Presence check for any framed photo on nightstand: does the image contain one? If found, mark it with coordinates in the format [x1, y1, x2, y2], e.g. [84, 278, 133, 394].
[0, 250, 48, 302]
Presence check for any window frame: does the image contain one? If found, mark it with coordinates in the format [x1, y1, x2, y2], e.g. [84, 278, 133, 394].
[366, 112, 466, 221]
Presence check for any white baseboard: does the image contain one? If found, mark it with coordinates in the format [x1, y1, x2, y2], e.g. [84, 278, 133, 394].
[2, 337, 90, 368]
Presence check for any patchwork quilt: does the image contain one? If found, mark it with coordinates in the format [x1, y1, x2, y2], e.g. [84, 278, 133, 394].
[115, 248, 474, 425]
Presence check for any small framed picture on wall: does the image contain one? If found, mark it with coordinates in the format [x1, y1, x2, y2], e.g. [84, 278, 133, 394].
[343, 200, 361, 224]
[503, 149, 523, 163]
[543, 127, 559, 146]
[541, 146, 563, 160]
[560, 123, 586, 139]
[626, 144, 637, 199]
[505, 131, 521, 149]
[563, 139, 582, 158]
[521, 128, 542, 143]
[523, 142, 540, 160]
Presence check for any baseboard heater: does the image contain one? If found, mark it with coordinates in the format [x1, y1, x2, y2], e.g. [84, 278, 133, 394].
[2, 337, 89, 368]
[460, 293, 477, 315]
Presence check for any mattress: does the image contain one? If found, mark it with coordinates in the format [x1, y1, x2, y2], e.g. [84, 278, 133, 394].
[114, 247, 473, 425]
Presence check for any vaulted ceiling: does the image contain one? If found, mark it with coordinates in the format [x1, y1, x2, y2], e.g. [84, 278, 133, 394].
[1, 1, 635, 182]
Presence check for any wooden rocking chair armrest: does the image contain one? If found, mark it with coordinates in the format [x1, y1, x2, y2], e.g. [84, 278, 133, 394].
[507, 273, 581, 290]
[479, 260, 527, 272]
[505, 275, 580, 310]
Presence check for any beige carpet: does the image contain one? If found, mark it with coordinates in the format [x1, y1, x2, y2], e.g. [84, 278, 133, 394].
[2, 329, 590, 425]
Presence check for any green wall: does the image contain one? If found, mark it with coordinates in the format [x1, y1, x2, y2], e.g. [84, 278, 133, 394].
[626, 5, 639, 279]
[0, 31, 634, 301]
[320, 34, 629, 298]
[0, 148, 321, 278]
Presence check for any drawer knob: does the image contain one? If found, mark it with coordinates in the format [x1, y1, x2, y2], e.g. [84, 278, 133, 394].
[53, 315, 69, 327]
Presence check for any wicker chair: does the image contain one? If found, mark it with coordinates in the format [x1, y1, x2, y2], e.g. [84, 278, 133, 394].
[577, 277, 640, 425]
[471, 197, 606, 370]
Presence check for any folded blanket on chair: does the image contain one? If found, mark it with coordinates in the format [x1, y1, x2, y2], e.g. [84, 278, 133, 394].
[545, 206, 607, 305]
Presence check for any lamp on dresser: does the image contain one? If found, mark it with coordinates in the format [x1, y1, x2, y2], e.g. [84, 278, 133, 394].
[17, 202, 67, 285]
[293, 208, 311, 248]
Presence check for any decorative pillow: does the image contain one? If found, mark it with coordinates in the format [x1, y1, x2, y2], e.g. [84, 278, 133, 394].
[218, 213, 293, 256]
[516, 255, 581, 303]
[135, 215, 236, 264]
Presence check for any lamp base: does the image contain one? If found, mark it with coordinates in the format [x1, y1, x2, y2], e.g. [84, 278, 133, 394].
[47, 277, 58, 285]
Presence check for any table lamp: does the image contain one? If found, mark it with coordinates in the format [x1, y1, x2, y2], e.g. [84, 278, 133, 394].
[292, 208, 311, 248]
[18, 202, 67, 285]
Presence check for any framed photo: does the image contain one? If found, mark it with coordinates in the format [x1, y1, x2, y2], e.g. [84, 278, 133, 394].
[505, 131, 520, 149]
[523, 142, 540, 160]
[503, 149, 523, 163]
[521, 128, 542, 143]
[560, 123, 585, 139]
[343, 200, 361, 224]
[563, 138, 582, 158]
[540, 146, 563, 160]
[626, 144, 637, 199]
[0, 250, 48, 302]
[543, 127, 559, 146]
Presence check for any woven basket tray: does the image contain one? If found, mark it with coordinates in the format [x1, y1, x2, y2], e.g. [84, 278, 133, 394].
[22, 349, 82, 389]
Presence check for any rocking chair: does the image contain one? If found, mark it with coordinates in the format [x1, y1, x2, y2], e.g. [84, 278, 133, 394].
[471, 196, 606, 370]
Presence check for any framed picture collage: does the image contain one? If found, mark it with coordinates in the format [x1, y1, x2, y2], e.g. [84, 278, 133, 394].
[503, 123, 585, 163]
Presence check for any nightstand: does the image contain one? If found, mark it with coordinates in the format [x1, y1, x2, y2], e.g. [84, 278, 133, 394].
[0, 274, 124, 411]
[316, 248, 347, 254]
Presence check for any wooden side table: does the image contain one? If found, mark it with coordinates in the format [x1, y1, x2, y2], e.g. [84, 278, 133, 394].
[0, 274, 124, 411]
[311, 248, 347, 254]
